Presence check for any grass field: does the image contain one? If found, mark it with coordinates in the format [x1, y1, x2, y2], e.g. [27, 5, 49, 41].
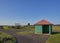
[16, 31, 34, 34]
[16, 25, 35, 34]
[46, 34, 60, 43]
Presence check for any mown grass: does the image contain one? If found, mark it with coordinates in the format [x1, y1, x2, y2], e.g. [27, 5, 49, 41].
[0, 32, 16, 43]
[46, 34, 60, 43]
[16, 31, 34, 34]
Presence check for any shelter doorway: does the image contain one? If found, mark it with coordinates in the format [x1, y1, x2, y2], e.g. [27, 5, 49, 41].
[42, 25, 49, 34]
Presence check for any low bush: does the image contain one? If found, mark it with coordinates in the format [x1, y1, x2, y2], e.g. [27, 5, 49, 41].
[0, 32, 16, 43]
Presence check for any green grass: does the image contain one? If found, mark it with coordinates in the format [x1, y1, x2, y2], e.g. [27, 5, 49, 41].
[16, 25, 35, 34]
[0, 32, 16, 43]
[16, 31, 34, 34]
[46, 34, 60, 43]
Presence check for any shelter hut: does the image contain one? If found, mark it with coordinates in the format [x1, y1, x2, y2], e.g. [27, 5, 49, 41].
[34, 19, 53, 34]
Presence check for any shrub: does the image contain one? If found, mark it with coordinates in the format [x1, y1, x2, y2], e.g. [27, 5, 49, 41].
[0, 32, 16, 43]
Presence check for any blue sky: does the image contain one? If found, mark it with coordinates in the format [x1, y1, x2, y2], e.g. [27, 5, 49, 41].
[0, 0, 60, 25]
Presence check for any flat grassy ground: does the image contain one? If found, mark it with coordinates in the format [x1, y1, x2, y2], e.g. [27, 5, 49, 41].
[46, 34, 60, 43]
[16, 25, 35, 34]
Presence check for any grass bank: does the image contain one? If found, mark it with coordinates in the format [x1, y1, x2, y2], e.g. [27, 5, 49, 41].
[0, 32, 16, 43]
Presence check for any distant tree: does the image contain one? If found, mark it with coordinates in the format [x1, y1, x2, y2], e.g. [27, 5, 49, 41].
[0, 26, 4, 29]
[28, 23, 30, 26]
[11, 26, 15, 29]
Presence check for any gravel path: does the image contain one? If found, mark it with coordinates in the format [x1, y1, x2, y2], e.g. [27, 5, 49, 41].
[0, 29, 50, 43]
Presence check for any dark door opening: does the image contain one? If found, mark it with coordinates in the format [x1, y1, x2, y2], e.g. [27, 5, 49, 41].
[42, 25, 49, 33]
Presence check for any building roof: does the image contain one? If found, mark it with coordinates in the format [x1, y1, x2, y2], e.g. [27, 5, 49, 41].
[35, 19, 52, 25]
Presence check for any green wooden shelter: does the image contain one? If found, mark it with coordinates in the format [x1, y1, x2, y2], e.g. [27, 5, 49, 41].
[34, 19, 53, 34]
